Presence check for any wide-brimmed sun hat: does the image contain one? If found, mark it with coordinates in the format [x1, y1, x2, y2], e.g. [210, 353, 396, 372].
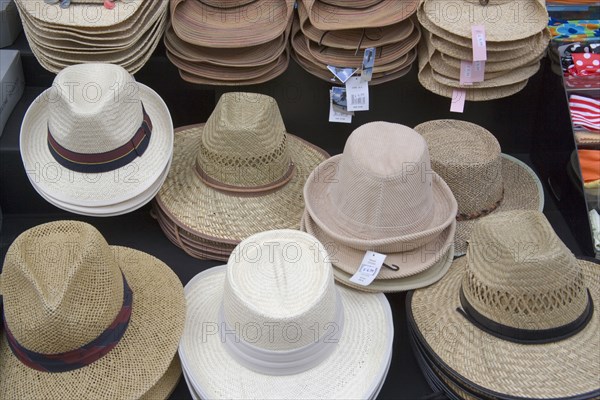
[155, 92, 329, 254]
[20, 63, 173, 215]
[407, 210, 600, 399]
[414, 120, 544, 256]
[179, 229, 394, 399]
[302, 122, 457, 292]
[0, 221, 186, 399]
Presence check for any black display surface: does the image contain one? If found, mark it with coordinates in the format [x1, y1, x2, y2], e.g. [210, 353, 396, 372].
[0, 32, 590, 399]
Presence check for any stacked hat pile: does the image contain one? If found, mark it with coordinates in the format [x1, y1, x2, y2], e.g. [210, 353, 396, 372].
[291, 0, 421, 85]
[165, 0, 295, 85]
[302, 122, 458, 292]
[20, 63, 174, 216]
[416, 0, 550, 101]
[407, 211, 600, 400]
[14, 0, 168, 74]
[154, 92, 329, 261]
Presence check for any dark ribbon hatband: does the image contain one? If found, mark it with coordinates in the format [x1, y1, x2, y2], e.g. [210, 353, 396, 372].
[47, 105, 153, 173]
[457, 287, 594, 344]
[3, 274, 133, 373]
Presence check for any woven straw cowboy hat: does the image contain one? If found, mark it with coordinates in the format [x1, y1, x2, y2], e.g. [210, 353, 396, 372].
[301, 0, 419, 30]
[407, 210, 600, 399]
[20, 63, 173, 214]
[420, 0, 548, 42]
[179, 229, 394, 399]
[155, 92, 329, 249]
[170, 0, 295, 48]
[414, 120, 544, 256]
[0, 221, 186, 399]
[302, 122, 457, 292]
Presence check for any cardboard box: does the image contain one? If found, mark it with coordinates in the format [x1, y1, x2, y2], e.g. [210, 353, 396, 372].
[0, 0, 22, 48]
[1, 49, 24, 137]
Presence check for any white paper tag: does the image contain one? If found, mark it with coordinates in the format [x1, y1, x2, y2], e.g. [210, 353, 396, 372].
[350, 251, 387, 286]
[346, 76, 370, 112]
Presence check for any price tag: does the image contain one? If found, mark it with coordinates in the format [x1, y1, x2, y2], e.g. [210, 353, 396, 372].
[472, 25, 487, 62]
[450, 89, 466, 113]
[460, 60, 485, 85]
[350, 251, 387, 286]
[361, 47, 376, 82]
[346, 76, 370, 112]
[329, 89, 353, 124]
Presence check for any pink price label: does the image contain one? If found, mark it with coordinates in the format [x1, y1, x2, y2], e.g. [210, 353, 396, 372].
[471, 25, 487, 62]
[451, 89, 466, 113]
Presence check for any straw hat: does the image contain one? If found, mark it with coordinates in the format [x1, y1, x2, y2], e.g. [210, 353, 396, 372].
[420, 0, 548, 42]
[0, 221, 186, 399]
[20, 63, 173, 214]
[414, 120, 544, 256]
[407, 210, 600, 399]
[302, 122, 457, 291]
[170, 0, 295, 48]
[155, 92, 329, 248]
[301, 0, 419, 30]
[179, 229, 394, 399]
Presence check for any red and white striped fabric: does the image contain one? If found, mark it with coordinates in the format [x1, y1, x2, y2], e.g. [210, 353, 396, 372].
[569, 94, 600, 132]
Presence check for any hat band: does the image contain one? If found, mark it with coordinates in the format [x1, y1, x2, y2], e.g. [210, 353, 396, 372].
[47, 105, 153, 174]
[218, 291, 345, 376]
[456, 189, 504, 222]
[194, 160, 296, 196]
[457, 287, 594, 344]
[3, 274, 133, 373]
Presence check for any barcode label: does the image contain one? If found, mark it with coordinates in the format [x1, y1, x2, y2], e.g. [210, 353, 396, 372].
[346, 77, 369, 112]
[351, 94, 366, 105]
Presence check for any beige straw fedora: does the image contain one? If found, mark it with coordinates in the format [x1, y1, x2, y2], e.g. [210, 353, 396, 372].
[0, 221, 186, 399]
[179, 229, 394, 399]
[407, 210, 600, 399]
[170, 0, 295, 48]
[20, 64, 173, 211]
[298, 1, 415, 50]
[414, 120, 544, 256]
[155, 92, 329, 247]
[301, 0, 419, 30]
[421, 0, 548, 42]
[302, 122, 457, 291]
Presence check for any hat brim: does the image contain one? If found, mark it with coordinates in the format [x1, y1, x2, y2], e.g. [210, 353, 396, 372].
[140, 355, 182, 400]
[454, 154, 544, 256]
[156, 124, 329, 244]
[20, 83, 173, 207]
[178, 265, 394, 399]
[421, 0, 548, 42]
[302, 208, 456, 282]
[407, 256, 600, 399]
[0, 246, 185, 399]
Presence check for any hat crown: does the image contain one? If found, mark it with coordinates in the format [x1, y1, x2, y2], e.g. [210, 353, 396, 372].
[224, 230, 337, 351]
[463, 211, 589, 331]
[47, 64, 144, 154]
[418, 120, 504, 216]
[197, 92, 292, 188]
[1, 221, 124, 354]
[330, 122, 435, 237]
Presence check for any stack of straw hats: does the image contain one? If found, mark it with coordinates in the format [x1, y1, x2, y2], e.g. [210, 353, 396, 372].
[179, 229, 394, 399]
[292, 0, 421, 84]
[14, 0, 168, 74]
[20, 63, 174, 216]
[0, 221, 186, 400]
[154, 92, 329, 261]
[407, 210, 600, 400]
[166, 0, 295, 85]
[302, 122, 458, 293]
[414, 120, 544, 256]
[416, 0, 550, 100]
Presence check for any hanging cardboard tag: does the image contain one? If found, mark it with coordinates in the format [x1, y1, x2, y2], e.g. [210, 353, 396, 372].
[472, 25, 487, 62]
[451, 89, 466, 113]
[460, 60, 485, 85]
[361, 47, 376, 82]
[349, 251, 387, 286]
[329, 89, 353, 123]
[346, 76, 369, 112]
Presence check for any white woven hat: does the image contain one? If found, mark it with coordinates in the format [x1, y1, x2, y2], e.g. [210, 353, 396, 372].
[20, 63, 173, 212]
[179, 229, 394, 399]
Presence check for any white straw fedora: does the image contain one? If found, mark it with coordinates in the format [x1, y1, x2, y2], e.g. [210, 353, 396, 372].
[178, 229, 394, 399]
[414, 120, 544, 256]
[0, 221, 186, 399]
[302, 122, 457, 291]
[20, 63, 173, 213]
[407, 210, 600, 399]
